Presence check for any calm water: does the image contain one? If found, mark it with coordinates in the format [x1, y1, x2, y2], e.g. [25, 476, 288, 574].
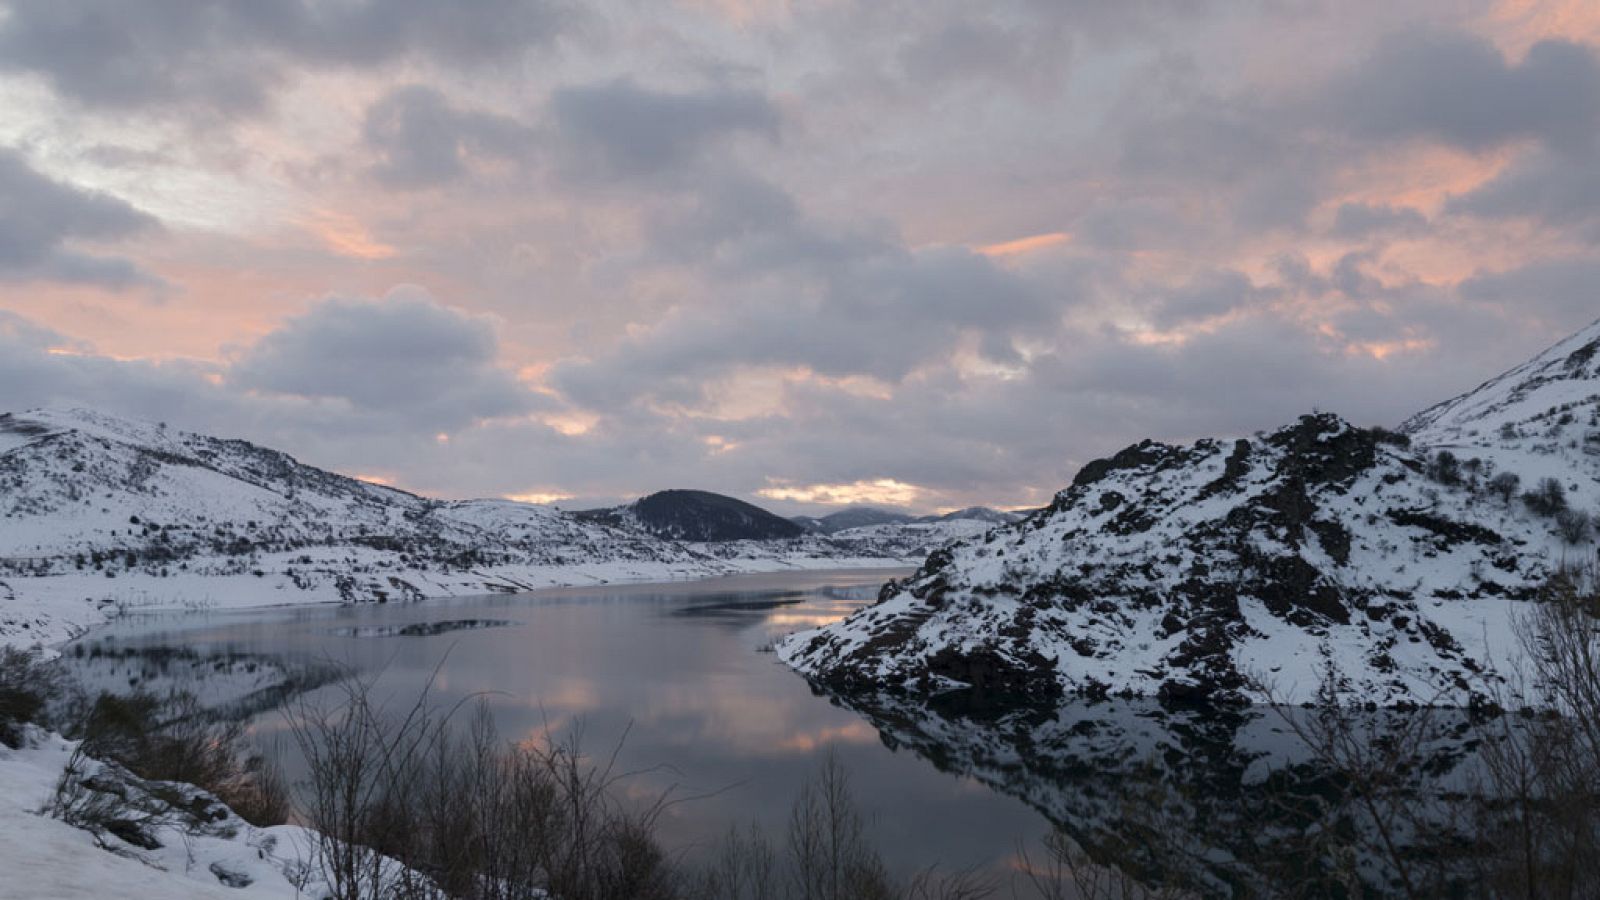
[63, 569, 1056, 883]
[61, 569, 1502, 896]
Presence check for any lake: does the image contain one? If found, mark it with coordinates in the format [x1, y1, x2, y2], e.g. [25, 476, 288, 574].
[61, 568, 1505, 897]
[62, 569, 1061, 888]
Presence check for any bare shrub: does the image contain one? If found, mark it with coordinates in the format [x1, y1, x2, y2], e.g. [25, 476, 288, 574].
[77, 690, 290, 827]
[1524, 477, 1568, 517]
[1462, 569, 1600, 896]
[283, 674, 679, 900]
[693, 753, 995, 900]
[1488, 471, 1521, 504]
[0, 645, 66, 748]
[1016, 831, 1190, 900]
[1555, 508, 1593, 545]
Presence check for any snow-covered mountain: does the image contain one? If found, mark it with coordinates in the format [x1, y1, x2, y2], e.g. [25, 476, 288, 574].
[0, 408, 983, 648]
[781, 319, 1600, 707]
[0, 408, 683, 570]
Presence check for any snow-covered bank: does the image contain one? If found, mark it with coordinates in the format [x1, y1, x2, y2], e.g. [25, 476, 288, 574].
[0, 551, 913, 651]
[0, 728, 331, 899]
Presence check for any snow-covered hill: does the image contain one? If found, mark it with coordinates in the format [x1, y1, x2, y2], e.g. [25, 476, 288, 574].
[781, 319, 1600, 707]
[0, 409, 956, 648]
[1404, 316, 1600, 516]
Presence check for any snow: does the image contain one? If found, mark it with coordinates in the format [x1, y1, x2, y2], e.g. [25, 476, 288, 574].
[0, 729, 326, 899]
[0, 407, 964, 652]
[781, 318, 1600, 708]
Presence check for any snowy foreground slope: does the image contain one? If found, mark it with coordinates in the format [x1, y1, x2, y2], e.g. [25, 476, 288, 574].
[0, 726, 409, 899]
[782, 318, 1600, 706]
[0, 408, 980, 649]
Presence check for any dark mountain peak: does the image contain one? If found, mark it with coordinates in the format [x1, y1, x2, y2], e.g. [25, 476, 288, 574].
[580, 489, 804, 542]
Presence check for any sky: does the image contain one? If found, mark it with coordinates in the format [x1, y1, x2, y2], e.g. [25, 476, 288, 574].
[2, 0, 1600, 514]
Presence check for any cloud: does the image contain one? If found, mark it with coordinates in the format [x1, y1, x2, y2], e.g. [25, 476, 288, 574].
[1447, 149, 1600, 230]
[1319, 30, 1600, 153]
[549, 79, 780, 182]
[0, 147, 163, 288]
[363, 84, 531, 188]
[1459, 257, 1600, 325]
[1143, 269, 1273, 328]
[0, 0, 575, 116]
[229, 286, 538, 432]
[1330, 202, 1429, 238]
[553, 242, 1055, 408]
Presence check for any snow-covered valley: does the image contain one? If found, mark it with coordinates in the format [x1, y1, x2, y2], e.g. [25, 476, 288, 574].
[0, 408, 1002, 650]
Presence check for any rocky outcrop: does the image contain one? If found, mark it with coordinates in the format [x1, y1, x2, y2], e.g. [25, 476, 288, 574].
[781, 413, 1562, 707]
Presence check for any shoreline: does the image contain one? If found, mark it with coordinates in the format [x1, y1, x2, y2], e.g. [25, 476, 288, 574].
[1, 554, 917, 653]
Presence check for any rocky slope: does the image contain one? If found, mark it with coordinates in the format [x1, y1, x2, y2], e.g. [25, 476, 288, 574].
[781, 319, 1600, 707]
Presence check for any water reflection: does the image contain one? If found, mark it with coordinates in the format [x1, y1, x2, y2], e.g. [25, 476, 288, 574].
[812, 686, 1496, 898]
[61, 570, 1055, 885]
[59, 570, 1510, 897]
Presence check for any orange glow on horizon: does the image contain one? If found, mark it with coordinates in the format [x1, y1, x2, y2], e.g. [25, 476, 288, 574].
[758, 478, 924, 506]
[505, 490, 577, 504]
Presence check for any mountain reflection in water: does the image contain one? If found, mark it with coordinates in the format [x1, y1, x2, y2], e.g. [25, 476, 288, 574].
[812, 686, 1504, 898]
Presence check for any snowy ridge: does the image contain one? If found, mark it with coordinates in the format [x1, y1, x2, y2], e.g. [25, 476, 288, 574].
[0, 408, 954, 649]
[1403, 315, 1600, 442]
[779, 320, 1600, 708]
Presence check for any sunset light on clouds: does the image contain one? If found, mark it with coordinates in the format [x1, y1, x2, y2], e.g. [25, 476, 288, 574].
[3, 0, 1600, 514]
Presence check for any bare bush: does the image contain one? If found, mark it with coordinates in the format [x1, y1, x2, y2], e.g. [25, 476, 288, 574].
[284, 675, 679, 900]
[1487, 471, 1521, 504]
[1523, 477, 1568, 517]
[1555, 508, 1593, 545]
[1462, 569, 1600, 896]
[78, 690, 290, 827]
[1016, 831, 1191, 900]
[0, 645, 66, 748]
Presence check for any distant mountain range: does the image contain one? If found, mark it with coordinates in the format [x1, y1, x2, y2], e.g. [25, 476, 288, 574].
[781, 317, 1600, 708]
[0, 409, 1020, 647]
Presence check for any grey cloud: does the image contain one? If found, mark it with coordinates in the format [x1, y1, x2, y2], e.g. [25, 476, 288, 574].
[1447, 150, 1600, 230]
[0, 0, 574, 116]
[1459, 257, 1600, 326]
[0, 147, 162, 288]
[1331, 202, 1428, 238]
[363, 85, 531, 188]
[550, 79, 780, 182]
[230, 286, 537, 432]
[1145, 270, 1272, 328]
[553, 244, 1056, 409]
[1320, 30, 1600, 152]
